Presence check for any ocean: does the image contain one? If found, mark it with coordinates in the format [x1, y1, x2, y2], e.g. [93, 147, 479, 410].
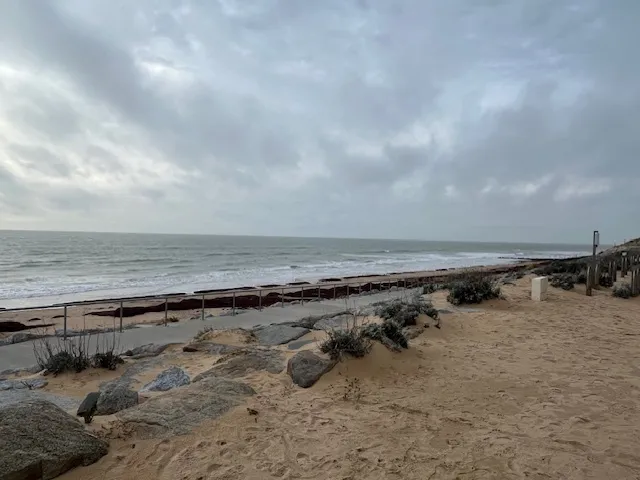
[0, 231, 590, 308]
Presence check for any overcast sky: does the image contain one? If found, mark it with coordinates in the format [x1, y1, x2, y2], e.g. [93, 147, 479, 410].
[0, 1, 637, 244]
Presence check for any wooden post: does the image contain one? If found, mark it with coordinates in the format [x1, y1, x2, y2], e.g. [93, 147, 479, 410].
[63, 305, 68, 340]
[282, 288, 285, 307]
[119, 301, 124, 332]
[201, 295, 205, 321]
[333, 285, 336, 300]
[232, 292, 236, 315]
[346, 284, 349, 299]
[612, 261, 617, 283]
[300, 286, 304, 306]
[164, 298, 168, 326]
[258, 289, 262, 311]
[586, 264, 593, 296]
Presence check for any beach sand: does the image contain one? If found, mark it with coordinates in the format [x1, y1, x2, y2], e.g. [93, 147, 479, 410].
[31, 274, 640, 479]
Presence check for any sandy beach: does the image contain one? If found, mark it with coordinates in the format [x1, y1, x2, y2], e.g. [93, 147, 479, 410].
[3, 271, 640, 479]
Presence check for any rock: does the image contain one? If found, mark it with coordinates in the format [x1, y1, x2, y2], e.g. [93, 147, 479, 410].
[96, 379, 138, 415]
[251, 325, 310, 345]
[313, 314, 354, 331]
[122, 343, 174, 359]
[182, 342, 243, 355]
[141, 366, 190, 392]
[0, 389, 80, 410]
[117, 377, 255, 438]
[0, 378, 48, 390]
[287, 351, 336, 388]
[193, 349, 285, 381]
[287, 339, 315, 350]
[77, 392, 101, 424]
[8, 331, 45, 344]
[0, 400, 108, 479]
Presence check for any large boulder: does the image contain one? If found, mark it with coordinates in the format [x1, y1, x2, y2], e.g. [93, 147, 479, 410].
[95, 379, 138, 415]
[0, 378, 47, 391]
[287, 351, 336, 388]
[0, 400, 108, 479]
[313, 314, 354, 331]
[182, 342, 243, 355]
[193, 349, 284, 381]
[117, 377, 255, 438]
[140, 366, 190, 392]
[122, 343, 174, 359]
[251, 325, 309, 346]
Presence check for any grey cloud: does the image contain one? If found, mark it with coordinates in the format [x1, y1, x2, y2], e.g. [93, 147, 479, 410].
[0, 0, 638, 242]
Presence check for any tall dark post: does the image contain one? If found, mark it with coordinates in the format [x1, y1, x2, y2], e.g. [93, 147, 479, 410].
[587, 230, 599, 296]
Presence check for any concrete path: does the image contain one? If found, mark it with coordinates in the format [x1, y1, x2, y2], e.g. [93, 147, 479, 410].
[0, 288, 417, 371]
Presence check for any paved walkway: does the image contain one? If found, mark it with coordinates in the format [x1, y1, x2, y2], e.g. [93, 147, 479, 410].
[0, 289, 416, 371]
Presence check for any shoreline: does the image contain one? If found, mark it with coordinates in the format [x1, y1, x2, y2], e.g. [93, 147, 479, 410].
[0, 260, 557, 313]
[0, 260, 557, 338]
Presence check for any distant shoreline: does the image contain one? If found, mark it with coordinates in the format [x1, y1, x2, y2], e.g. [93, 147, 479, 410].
[0, 259, 564, 314]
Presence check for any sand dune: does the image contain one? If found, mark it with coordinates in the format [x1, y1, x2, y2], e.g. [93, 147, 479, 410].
[42, 276, 640, 479]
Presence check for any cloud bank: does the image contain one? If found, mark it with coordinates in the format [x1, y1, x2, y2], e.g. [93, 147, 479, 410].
[0, 0, 638, 243]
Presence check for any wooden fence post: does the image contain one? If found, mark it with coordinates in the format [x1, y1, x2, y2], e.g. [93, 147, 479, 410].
[586, 263, 593, 296]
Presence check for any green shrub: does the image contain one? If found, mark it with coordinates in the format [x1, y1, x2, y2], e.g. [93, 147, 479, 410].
[534, 260, 585, 276]
[613, 284, 632, 299]
[33, 334, 122, 375]
[361, 321, 408, 351]
[576, 270, 587, 284]
[91, 351, 124, 370]
[374, 295, 439, 327]
[598, 272, 614, 288]
[446, 275, 501, 305]
[549, 273, 576, 291]
[320, 324, 372, 361]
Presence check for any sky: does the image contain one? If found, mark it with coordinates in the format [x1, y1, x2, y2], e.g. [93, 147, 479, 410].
[0, 1, 638, 245]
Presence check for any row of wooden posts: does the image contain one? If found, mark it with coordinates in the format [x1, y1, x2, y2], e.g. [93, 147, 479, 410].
[586, 252, 640, 296]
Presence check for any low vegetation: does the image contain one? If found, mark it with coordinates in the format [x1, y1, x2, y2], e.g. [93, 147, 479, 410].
[446, 275, 501, 305]
[361, 320, 408, 351]
[534, 259, 586, 276]
[374, 294, 439, 327]
[612, 283, 633, 299]
[549, 273, 576, 291]
[33, 334, 122, 376]
[320, 321, 372, 361]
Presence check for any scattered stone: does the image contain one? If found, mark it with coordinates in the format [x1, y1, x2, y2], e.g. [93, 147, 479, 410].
[0, 378, 48, 390]
[77, 392, 101, 424]
[122, 343, 174, 359]
[117, 377, 255, 438]
[0, 400, 108, 479]
[287, 351, 336, 388]
[182, 342, 243, 355]
[141, 367, 190, 392]
[96, 379, 138, 415]
[251, 325, 310, 346]
[193, 349, 285, 381]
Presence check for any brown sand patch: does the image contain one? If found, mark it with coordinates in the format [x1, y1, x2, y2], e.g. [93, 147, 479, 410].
[55, 274, 640, 479]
